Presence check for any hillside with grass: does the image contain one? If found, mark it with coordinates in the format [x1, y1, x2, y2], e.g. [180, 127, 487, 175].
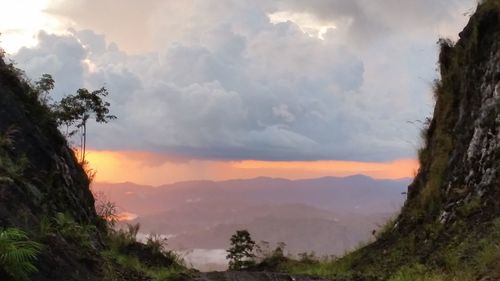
[0, 56, 190, 280]
[275, 1, 500, 280]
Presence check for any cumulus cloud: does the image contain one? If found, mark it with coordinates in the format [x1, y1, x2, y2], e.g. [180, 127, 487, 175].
[267, 0, 473, 42]
[14, 31, 86, 98]
[10, 0, 476, 162]
[273, 104, 295, 123]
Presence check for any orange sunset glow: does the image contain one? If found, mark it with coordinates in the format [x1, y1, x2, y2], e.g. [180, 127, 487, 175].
[85, 149, 419, 185]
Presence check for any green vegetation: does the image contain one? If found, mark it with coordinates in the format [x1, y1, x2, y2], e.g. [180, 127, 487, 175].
[92, 193, 191, 280]
[33, 206, 188, 280]
[227, 230, 257, 270]
[278, 217, 499, 280]
[251, 241, 291, 271]
[52, 212, 97, 252]
[0, 50, 185, 281]
[0, 228, 42, 281]
[102, 223, 188, 281]
[0, 127, 29, 182]
[93, 193, 188, 280]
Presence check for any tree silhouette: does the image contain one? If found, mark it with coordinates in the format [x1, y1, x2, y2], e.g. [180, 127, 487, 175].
[226, 230, 256, 270]
[54, 87, 116, 162]
[34, 74, 54, 105]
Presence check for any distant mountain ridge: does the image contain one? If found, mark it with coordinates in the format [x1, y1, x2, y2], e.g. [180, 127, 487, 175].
[93, 175, 410, 269]
[93, 175, 410, 216]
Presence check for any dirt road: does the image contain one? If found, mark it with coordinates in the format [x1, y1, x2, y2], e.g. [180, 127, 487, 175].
[187, 271, 330, 281]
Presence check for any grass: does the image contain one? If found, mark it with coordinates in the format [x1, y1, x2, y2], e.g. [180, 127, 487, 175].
[100, 224, 189, 281]
[91, 195, 190, 280]
[387, 265, 475, 281]
[281, 216, 500, 280]
[282, 240, 378, 280]
[51, 212, 98, 253]
[284, 253, 361, 280]
[102, 249, 186, 281]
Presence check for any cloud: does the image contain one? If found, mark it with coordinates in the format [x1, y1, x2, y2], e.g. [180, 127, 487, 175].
[266, 0, 473, 42]
[10, 0, 476, 162]
[44, 0, 160, 54]
[272, 104, 295, 123]
[14, 31, 86, 98]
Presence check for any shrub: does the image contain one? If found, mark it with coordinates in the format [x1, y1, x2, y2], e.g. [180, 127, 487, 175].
[146, 233, 169, 255]
[106, 223, 141, 252]
[126, 223, 141, 241]
[93, 191, 119, 228]
[102, 224, 187, 281]
[52, 212, 96, 251]
[252, 242, 290, 271]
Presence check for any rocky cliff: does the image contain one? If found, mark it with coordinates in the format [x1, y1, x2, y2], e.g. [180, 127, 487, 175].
[404, 0, 499, 230]
[338, 1, 500, 279]
[0, 59, 104, 280]
[0, 53, 196, 281]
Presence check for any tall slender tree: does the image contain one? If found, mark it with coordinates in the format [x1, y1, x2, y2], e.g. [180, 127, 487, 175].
[54, 87, 116, 162]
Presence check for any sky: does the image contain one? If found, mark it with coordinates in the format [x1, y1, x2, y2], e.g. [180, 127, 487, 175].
[0, 0, 476, 185]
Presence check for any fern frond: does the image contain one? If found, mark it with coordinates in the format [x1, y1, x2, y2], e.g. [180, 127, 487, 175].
[0, 228, 42, 281]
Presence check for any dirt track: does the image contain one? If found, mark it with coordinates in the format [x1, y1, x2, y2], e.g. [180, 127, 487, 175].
[189, 271, 330, 281]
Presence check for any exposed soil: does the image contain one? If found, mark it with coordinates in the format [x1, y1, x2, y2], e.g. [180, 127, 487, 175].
[186, 272, 331, 281]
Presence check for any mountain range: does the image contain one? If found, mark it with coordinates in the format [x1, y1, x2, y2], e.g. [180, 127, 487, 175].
[93, 175, 410, 270]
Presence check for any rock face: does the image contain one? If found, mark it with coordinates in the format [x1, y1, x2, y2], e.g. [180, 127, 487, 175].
[0, 59, 103, 280]
[346, 1, 499, 279]
[437, 37, 499, 226]
[401, 0, 500, 231]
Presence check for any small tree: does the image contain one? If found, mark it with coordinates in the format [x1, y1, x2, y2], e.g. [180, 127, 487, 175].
[53, 87, 116, 162]
[226, 230, 256, 270]
[34, 74, 54, 105]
